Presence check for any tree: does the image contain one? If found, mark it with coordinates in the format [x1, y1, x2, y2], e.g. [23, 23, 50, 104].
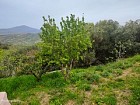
[39, 14, 91, 79]
[77, 23, 95, 67]
[93, 20, 119, 62]
[122, 20, 140, 55]
[113, 20, 140, 58]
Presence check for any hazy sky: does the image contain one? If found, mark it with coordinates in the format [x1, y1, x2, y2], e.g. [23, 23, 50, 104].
[0, 0, 140, 29]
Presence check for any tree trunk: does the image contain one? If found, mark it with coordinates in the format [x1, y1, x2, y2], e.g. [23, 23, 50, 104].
[66, 59, 73, 79]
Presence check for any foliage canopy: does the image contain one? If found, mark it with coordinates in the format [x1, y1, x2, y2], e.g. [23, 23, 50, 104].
[39, 14, 92, 78]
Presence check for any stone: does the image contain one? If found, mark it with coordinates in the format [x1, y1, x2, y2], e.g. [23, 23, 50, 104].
[0, 92, 11, 105]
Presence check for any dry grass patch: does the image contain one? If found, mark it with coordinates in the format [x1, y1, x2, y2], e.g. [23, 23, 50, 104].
[65, 100, 76, 105]
[68, 85, 77, 92]
[133, 62, 140, 67]
[114, 89, 131, 105]
[116, 68, 132, 79]
[36, 92, 50, 105]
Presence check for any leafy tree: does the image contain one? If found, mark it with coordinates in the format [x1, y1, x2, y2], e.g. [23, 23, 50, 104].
[22, 54, 44, 81]
[39, 14, 91, 79]
[85, 23, 94, 43]
[93, 20, 119, 62]
[77, 23, 95, 67]
[123, 20, 140, 55]
[113, 20, 140, 58]
[114, 41, 132, 59]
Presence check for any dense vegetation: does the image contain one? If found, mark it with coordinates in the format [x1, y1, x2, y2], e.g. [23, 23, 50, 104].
[0, 14, 140, 104]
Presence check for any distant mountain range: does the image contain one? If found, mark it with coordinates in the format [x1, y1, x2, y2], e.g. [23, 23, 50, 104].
[0, 25, 40, 35]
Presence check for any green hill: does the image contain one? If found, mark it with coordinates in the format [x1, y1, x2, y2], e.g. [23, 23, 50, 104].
[0, 33, 40, 46]
[0, 55, 140, 105]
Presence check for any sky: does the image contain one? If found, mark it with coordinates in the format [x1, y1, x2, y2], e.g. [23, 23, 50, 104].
[0, 0, 140, 29]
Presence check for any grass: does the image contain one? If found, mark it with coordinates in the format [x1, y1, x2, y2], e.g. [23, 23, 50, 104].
[94, 94, 117, 105]
[0, 54, 140, 105]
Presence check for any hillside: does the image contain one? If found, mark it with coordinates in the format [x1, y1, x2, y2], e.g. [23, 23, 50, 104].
[0, 25, 40, 35]
[0, 25, 41, 46]
[0, 55, 140, 105]
[0, 33, 40, 45]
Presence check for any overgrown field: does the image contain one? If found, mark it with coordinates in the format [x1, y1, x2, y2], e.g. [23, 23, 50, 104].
[0, 55, 140, 105]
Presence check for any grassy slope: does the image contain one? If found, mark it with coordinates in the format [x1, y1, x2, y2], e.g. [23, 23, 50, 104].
[0, 55, 140, 105]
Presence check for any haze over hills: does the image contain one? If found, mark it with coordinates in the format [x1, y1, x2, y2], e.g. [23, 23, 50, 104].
[0, 25, 40, 35]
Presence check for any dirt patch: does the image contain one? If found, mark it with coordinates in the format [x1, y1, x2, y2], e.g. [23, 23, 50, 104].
[83, 92, 93, 105]
[91, 84, 99, 89]
[36, 92, 50, 105]
[116, 68, 132, 79]
[114, 89, 131, 105]
[65, 100, 76, 105]
[68, 85, 77, 92]
[85, 91, 92, 98]
[82, 100, 93, 105]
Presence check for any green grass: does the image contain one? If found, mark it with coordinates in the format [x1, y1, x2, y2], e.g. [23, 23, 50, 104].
[0, 54, 140, 105]
[95, 94, 117, 105]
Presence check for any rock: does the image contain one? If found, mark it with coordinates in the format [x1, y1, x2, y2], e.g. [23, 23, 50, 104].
[0, 92, 11, 105]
